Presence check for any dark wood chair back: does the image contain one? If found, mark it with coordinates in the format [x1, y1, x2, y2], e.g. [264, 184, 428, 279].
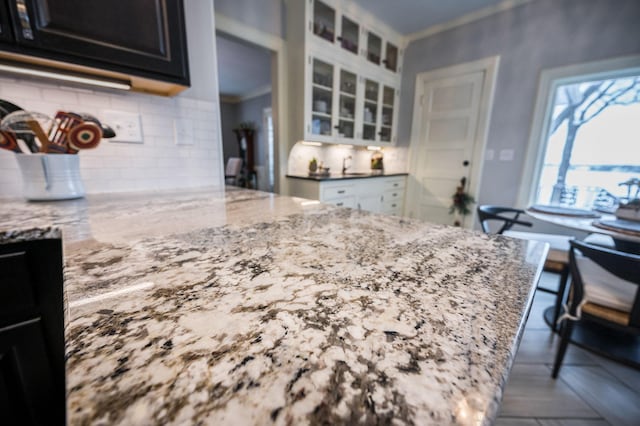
[568, 240, 640, 328]
[476, 205, 533, 234]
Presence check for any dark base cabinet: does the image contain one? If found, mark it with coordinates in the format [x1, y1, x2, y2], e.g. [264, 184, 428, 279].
[0, 0, 189, 91]
[0, 238, 65, 426]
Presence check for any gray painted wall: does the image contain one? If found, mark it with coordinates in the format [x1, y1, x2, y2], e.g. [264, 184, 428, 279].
[214, 0, 284, 38]
[399, 0, 640, 212]
[238, 93, 273, 168]
[221, 101, 240, 166]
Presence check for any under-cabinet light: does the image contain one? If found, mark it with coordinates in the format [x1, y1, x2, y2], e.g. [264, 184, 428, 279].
[0, 62, 131, 91]
[367, 146, 382, 151]
[301, 141, 322, 147]
[300, 200, 321, 206]
[336, 144, 355, 149]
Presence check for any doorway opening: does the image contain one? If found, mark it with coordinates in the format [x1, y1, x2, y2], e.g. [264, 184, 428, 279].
[216, 32, 275, 192]
[407, 56, 499, 228]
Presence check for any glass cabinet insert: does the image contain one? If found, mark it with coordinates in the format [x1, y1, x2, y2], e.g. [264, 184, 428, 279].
[362, 79, 379, 141]
[337, 69, 357, 139]
[366, 31, 382, 65]
[380, 86, 394, 142]
[312, 1, 335, 43]
[384, 42, 398, 72]
[339, 16, 359, 54]
[311, 58, 334, 136]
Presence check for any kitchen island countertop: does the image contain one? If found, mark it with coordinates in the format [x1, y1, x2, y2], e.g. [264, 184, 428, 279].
[0, 187, 546, 425]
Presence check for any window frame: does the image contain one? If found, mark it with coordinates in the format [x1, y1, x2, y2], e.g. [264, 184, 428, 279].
[517, 55, 640, 208]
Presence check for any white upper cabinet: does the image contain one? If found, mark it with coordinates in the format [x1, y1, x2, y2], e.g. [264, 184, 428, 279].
[291, 0, 403, 146]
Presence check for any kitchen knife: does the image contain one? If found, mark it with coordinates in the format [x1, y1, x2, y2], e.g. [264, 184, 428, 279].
[74, 112, 116, 139]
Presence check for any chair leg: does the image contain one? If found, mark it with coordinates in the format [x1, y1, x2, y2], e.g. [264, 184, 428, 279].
[552, 319, 574, 378]
[552, 266, 570, 331]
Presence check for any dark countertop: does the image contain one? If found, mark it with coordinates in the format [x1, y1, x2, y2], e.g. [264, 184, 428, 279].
[286, 172, 409, 181]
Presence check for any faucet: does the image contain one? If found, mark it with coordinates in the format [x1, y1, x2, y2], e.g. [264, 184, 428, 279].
[342, 155, 352, 175]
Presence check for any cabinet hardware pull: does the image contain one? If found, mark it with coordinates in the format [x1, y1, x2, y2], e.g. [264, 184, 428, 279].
[337, 202, 344, 206]
[16, 0, 34, 40]
[337, 190, 345, 194]
[392, 203, 396, 208]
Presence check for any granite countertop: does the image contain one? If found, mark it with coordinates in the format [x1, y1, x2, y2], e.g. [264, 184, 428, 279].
[286, 172, 409, 181]
[0, 187, 547, 425]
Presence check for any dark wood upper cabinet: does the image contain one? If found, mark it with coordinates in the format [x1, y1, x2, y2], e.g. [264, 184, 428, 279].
[1, 0, 189, 93]
[0, 1, 14, 42]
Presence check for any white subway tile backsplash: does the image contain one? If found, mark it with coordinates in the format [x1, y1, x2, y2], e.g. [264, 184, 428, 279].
[77, 92, 111, 108]
[0, 77, 224, 197]
[42, 88, 79, 104]
[108, 96, 140, 112]
[1, 84, 41, 101]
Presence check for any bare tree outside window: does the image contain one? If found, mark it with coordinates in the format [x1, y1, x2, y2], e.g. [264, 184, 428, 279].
[537, 75, 640, 207]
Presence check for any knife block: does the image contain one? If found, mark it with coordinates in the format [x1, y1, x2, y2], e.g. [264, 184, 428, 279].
[15, 154, 85, 201]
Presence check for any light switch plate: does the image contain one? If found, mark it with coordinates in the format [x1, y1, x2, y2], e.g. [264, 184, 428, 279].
[499, 149, 514, 161]
[103, 110, 143, 143]
[173, 119, 195, 145]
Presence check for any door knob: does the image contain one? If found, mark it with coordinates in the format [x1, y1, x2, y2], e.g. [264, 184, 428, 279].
[463, 160, 469, 167]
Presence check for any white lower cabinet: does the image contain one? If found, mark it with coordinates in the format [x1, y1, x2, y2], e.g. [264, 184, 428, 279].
[288, 175, 406, 216]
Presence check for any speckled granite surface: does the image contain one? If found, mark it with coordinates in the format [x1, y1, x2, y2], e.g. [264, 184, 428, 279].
[0, 187, 547, 425]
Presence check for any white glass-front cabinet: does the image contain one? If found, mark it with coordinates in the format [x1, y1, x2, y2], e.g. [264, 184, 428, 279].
[310, 0, 360, 58]
[360, 79, 398, 144]
[306, 53, 398, 145]
[295, 0, 402, 146]
[309, 57, 335, 141]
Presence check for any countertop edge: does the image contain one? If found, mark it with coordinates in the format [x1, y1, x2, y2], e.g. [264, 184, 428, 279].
[286, 172, 409, 181]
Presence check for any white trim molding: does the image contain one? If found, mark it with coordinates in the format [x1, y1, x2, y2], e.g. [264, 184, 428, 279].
[517, 54, 640, 208]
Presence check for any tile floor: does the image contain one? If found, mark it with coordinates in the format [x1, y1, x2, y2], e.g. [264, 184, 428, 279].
[497, 272, 640, 425]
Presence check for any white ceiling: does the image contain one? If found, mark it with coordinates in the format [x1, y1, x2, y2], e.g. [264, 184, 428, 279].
[350, 0, 510, 35]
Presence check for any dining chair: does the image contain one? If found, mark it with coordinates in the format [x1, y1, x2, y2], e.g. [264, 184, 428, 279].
[224, 157, 243, 186]
[552, 240, 640, 378]
[477, 205, 572, 328]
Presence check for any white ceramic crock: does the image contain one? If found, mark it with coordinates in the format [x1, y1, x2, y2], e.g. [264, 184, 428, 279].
[15, 153, 85, 201]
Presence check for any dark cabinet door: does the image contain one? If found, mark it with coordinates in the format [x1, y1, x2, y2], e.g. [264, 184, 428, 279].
[0, 0, 14, 42]
[0, 318, 63, 425]
[8, 0, 189, 83]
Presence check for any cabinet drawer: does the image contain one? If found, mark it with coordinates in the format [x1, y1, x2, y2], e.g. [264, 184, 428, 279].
[327, 196, 357, 209]
[382, 197, 402, 212]
[384, 178, 406, 191]
[322, 185, 354, 200]
[383, 188, 404, 202]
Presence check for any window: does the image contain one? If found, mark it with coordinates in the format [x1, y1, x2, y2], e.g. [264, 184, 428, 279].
[521, 57, 640, 210]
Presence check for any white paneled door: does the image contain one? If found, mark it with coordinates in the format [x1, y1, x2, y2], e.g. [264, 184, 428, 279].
[408, 57, 499, 228]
